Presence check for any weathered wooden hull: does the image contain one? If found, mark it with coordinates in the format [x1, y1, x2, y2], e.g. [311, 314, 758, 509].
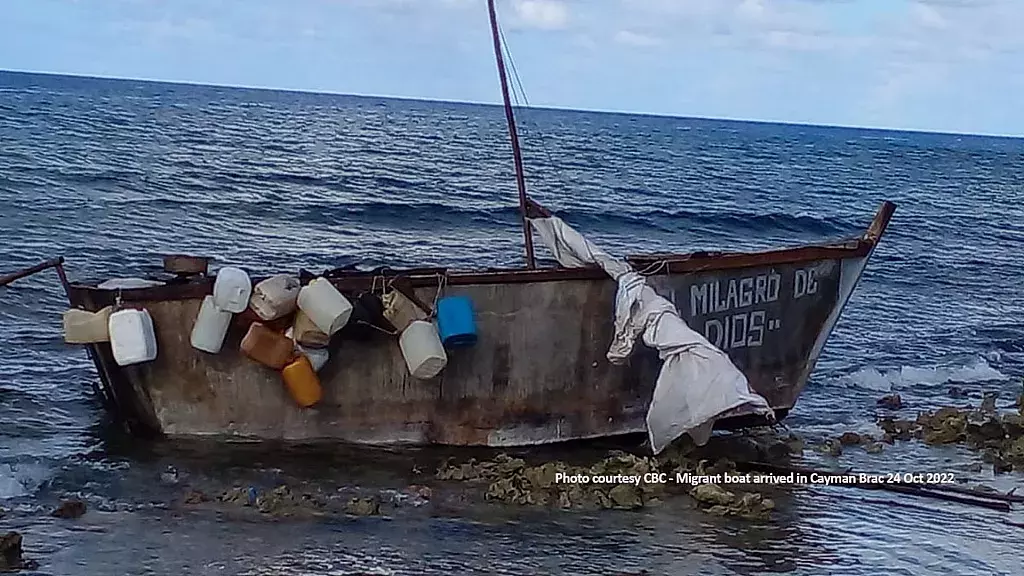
[66, 203, 894, 447]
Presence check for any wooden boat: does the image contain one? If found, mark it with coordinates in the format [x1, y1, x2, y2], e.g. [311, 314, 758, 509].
[13, 1, 896, 447]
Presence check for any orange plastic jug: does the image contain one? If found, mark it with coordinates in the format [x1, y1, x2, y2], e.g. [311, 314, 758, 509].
[240, 322, 296, 370]
[282, 354, 322, 408]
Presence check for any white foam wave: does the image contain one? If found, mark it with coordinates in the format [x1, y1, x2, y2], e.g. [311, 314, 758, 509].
[0, 462, 51, 500]
[840, 357, 1009, 392]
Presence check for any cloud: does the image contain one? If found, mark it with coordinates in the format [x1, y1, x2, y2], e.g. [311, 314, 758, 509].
[910, 2, 948, 29]
[614, 30, 663, 47]
[511, 0, 569, 30]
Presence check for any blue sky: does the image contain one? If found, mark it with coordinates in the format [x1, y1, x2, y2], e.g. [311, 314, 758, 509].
[2, 0, 1023, 136]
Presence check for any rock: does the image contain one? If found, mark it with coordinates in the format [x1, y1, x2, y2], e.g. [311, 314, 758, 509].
[51, 499, 87, 519]
[993, 455, 1013, 474]
[1003, 437, 1024, 464]
[966, 462, 983, 473]
[980, 393, 998, 414]
[877, 394, 903, 410]
[864, 442, 885, 454]
[1001, 414, 1024, 439]
[608, 485, 644, 510]
[923, 426, 963, 445]
[785, 435, 805, 455]
[706, 492, 774, 521]
[408, 485, 432, 500]
[691, 484, 735, 507]
[966, 418, 1005, 445]
[183, 489, 210, 505]
[763, 441, 790, 462]
[345, 497, 381, 516]
[821, 439, 842, 456]
[949, 386, 968, 399]
[219, 486, 253, 506]
[838, 432, 863, 446]
[0, 532, 38, 571]
[699, 435, 761, 464]
[878, 418, 916, 441]
[918, 408, 966, 445]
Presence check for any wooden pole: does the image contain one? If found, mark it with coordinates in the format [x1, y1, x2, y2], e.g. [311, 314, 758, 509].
[487, 0, 536, 269]
[0, 257, 65, 287]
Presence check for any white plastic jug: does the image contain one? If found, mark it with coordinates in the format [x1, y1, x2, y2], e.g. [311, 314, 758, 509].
[296, 278, 353, 336]
[190, 295, 233, 354]
[296, 343, 330, 372]
[108, 308, 158, 366]
[399, 320, 448, 379]
[63, 306, 112, 344]
[212, 267, 252, 314]
[250, 274, 300, 321]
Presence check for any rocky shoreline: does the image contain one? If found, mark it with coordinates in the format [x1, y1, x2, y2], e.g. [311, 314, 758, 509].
[2, 392, 1021, 571]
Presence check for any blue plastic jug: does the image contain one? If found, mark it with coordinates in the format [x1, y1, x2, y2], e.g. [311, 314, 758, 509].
[436, 295, 478, 347]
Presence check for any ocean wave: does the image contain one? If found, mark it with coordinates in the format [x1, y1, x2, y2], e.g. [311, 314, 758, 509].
[838, 357, 1009, 392]
[0, 461, 51, 500]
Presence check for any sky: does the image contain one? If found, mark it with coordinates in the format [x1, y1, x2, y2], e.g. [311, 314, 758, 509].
[2, 0, 1023, 136]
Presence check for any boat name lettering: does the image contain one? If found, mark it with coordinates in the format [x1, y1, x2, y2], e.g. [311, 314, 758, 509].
[688, 272, 781, 317]
[793, 267, 819, 300]
[703, 310, 784, 351]
[689, 266, 823, 317]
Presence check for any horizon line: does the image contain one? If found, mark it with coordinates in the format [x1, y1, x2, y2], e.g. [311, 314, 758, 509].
[3, 67, 1023, 140]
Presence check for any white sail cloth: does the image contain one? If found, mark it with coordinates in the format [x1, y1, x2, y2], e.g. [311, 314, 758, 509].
[529, 216, 773, 454]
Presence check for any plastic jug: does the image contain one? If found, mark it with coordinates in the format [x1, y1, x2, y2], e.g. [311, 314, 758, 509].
[213, 267, 252, 314]
[436, 295, 478, 347]
[63, 306, 112, 344]
[108, 308, 158, 366]
[235, 306, 293, 334]
[291, 309, 330, 348]
[281, 354, 323, 408]
[250, 274, 300, 321]
[296, 278, 353, 336]
[382, 289, 427, 333]
[296, 343, 330, 372]
[240, 322, 296, 370]
[399, 320, 448, 379]
[190, 295, 233, 354]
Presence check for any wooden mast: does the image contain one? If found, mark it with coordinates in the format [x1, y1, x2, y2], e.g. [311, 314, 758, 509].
[487, 0, 536, 269]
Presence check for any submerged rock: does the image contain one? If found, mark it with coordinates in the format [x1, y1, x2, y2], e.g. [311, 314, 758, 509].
[877, 394, 903, 410]
[432, 432, 797, 520]
[707, 492, 775, 522]
[691, 484, 735, 507]
[0, 532, 38, 571]
[51, 499, 87, 519]
[864, 442, 885, 454]
[344, 497, 381, 516]
[877, 417, 916, 441]
[182, 489, 210, 505]
[839, 432, 864, 446]
[821, 439, 842, 457]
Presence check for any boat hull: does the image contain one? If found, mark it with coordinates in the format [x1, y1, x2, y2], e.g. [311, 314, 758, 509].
[67, 246, 878, 447]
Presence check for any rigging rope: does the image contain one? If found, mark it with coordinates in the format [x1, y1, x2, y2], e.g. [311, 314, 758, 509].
[496, 20, 567, 205]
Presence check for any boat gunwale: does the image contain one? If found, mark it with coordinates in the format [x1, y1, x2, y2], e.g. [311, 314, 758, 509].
[66, 201, 896, 304]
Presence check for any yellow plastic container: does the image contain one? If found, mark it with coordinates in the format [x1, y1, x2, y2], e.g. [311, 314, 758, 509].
[281, 354, 322, 408]
[63, 306, 113, 344]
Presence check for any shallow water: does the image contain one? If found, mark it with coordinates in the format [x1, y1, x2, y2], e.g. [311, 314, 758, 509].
[1, 70, 1023, 575]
